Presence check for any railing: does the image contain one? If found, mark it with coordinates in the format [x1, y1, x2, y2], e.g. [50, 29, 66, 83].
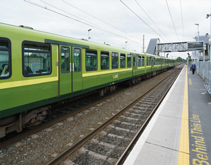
[195, 61, 211, 96]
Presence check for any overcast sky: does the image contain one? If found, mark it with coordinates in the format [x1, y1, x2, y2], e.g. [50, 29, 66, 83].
[1, 0, 211, 59]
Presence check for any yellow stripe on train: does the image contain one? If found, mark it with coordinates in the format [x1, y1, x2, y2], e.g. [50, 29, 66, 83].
[0, 77, 58, 89]
[83, 68, 132, 77]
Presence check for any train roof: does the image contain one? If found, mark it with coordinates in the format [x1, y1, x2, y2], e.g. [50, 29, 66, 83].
[0, 22, 173, 60]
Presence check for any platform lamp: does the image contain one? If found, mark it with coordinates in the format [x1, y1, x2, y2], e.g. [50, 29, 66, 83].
[125, 41, 128, 49]
[187, 53, 190, 65]
[88, 29, 92, 40]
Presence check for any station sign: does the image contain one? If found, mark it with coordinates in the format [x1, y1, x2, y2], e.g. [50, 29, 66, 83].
[187, 41, 204, 51]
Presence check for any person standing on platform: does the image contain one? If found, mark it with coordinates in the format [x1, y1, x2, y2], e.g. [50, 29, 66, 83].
[191, 62, 196, 74]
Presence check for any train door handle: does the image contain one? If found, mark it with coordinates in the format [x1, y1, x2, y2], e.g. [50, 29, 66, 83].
[70, 63, 71, 71]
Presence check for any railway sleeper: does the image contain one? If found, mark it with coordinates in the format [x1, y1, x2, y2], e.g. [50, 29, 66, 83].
[79, 147, 117, 164]
[109, 125, 136, 133]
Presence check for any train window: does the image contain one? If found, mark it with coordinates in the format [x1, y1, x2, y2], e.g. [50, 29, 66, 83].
[74, 49, 81, 72]
[142, 56, 145, 66]
[147, 57, 149, 66]
[138, 56, 141, 67]
[86, 49, 97, 71]
[120, 54, 125, 68]
[101, 51, 109, 70]
[133, 56, 136, 67]
[23, 42, 51, 77]
[61, 47, 70, 73]
[0, 38, 11, 79]
[112, 52, 118, 69]
[127, 54, 131, 68]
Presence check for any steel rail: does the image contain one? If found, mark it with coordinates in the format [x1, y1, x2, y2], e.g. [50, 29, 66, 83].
[0, 87, 129, 149]
[46, 67, 182, 165]
[115, 68, 181, 164]
[0, 66, 161, 148]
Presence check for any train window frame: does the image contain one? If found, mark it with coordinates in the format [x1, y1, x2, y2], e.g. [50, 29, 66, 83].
[120, 53, 126, 68]
[74, 48, 81, 72]
[112, 52, 119, 69]
[101, 51, 109, 70]
[86, 49, 98, 71]
[142, 56, 145, 66]
[61, 46, 70, 73]
[22, 41, 52, 77]
[149, 57, 152, 66]
[0, 37, 12, 80]
[138, 56, 141, 67]
[127, 54, 132, 68]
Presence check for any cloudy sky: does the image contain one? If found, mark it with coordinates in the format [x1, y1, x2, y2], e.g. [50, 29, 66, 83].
[0, 0, 210, 59]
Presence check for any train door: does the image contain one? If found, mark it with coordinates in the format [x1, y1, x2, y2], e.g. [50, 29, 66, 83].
[150, 57, 152, 72]
[132, 54, 137, 76]
[59, 45, 72, 95]
[152, 58, 155, 71]
[72, 47, 82, 92]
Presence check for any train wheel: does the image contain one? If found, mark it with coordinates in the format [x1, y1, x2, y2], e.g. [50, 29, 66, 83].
[25, 111, 47, 129]
[132, 79, 136, 85]
[99, 89, 104, 96]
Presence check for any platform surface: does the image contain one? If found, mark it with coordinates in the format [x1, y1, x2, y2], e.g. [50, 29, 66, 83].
[123, 65, 211, 165]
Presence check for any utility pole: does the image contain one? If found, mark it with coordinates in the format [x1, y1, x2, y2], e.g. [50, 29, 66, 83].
[143, 35, 145, 53]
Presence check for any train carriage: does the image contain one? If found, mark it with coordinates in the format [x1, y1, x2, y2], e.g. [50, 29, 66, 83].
[0, 22, 175, 137]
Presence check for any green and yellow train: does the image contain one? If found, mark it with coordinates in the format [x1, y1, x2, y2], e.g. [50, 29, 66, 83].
[0, 23, 175, 137]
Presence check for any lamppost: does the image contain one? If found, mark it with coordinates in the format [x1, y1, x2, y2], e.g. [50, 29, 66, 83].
[195, 23, 200, 70]
[125, 41, 128, 49]
[206, 11, 211, 86]
[195, 23, 199, 41]
[88, 29, 92, 40]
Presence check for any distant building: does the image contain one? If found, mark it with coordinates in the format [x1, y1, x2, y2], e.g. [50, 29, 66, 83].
[146, 38, 160, 55]
[193, 35, 209, 61]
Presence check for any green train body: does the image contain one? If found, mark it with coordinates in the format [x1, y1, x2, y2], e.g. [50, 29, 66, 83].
[0, 23, 175, 137]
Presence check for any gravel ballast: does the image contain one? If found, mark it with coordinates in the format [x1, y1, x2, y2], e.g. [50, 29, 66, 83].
[0, 70, 174, 165]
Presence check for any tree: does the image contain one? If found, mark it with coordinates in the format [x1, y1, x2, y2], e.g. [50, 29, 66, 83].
[176, 57, 185, 63]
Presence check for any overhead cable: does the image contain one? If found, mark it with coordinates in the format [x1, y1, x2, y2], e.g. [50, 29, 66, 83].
[135, 0, 170, 42]
[180, 0, 185, 41]
[24, 0, 142, 45]
[62, 0, 141, 42]
[166, 0, 179, 41]
[120, 0, 167, 42]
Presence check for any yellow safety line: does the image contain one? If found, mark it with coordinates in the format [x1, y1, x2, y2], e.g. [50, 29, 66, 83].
[177, 66, 190, 165]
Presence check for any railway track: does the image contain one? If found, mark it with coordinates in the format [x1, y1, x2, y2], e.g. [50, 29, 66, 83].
[45, 67, 182, 165]
[0, 66, 179, 149]
[0, 85, 125, 148]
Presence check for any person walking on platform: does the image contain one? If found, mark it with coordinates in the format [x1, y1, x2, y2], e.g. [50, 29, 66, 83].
[191, 62, 196, 74]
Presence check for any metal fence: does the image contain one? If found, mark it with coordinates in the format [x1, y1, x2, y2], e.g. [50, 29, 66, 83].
[195, 61, 211, 96]
[195, 61, 211, 81]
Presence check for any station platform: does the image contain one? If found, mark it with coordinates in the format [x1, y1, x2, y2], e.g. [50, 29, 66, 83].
[123, 65, 211, 165]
